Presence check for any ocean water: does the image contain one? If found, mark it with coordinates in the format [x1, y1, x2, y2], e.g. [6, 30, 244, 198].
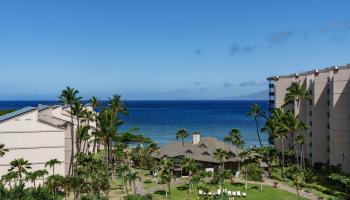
[0, 100, 269, 147]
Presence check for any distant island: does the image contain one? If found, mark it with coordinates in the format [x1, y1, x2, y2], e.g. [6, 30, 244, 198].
[220, 90, 268, 100]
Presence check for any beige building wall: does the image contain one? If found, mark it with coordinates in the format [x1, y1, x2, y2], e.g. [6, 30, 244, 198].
[331, 68, 350, 173]
[269, 64, 350, 173]
[0, 109, 65, 178]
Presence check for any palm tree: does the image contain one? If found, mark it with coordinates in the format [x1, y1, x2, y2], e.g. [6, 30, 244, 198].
[45, 159, 61, 176]
[224, 128, 244, 150]
[214, 148, 229, 169]
[90, 96, 101, 153]
[296, 134, 307, 169]
[1, 171, 17, 189]
[239, 150, 250, 190]
[176, 129, 189, 146]
[127, 171, 141, 194]
[284, 81, 311, 110]
[160, 158, 173, 199]
[78, 125, 91, 153]
[161, 171, 172, 199]
[292, 171, 305, 199]
[283, 112, 308, 165]
[247, 103, 265, 147]
[181, 157, 198, 194]
[0, 143, 8, 157]
[36, 169, 49, 186]
[98, 108, 118, 174]
[116, 164, 130, 193]
[8, 158, 32, 185]
[70, 101, 86, 154]
[59, 86, 82, 175]
[26, 171, 39, 187]
[269, 108, 288, 177]
[107, 94, 128, 168]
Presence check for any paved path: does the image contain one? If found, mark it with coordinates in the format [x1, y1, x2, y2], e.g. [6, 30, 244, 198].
[137, 177, 321, 200]
[232, 177, 320, 200]
[143, 178, 189, 194]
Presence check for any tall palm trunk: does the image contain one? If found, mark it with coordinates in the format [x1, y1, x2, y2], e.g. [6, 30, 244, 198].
[255, 117, 263, 147]
[290, 132, 299, 166]
[281, 137, 285, 178]
[105, 139, 109, 175]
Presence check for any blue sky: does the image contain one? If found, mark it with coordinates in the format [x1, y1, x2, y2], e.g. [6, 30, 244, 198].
[0, 0, 350, 100]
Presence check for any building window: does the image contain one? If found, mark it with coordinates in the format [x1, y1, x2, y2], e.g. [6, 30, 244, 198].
[327, 100, 330, 106]
[309, 90, 313, 95]
[327, 112, 330, 117]
[327, 124, 330, 129]
[309, 131, 312, 137]
[309, 153, 312, 158]
[327, 77, 331, 82]
[309, 142, 312, 147]
[327, 135, 330, 141]
[327, 147, 330, 152]
[309, 121, 312, 126]
[327, 88, 330, 94]
[309, 111, 312, 116]
[309, 100, 313, 106]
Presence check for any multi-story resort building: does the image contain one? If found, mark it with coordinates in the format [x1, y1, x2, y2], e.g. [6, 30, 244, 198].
[268, 64, 350, 173]
[0, 104, 96, 182]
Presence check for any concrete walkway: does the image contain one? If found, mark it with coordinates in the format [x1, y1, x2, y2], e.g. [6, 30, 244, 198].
[232, 177, 320, 200]
[137, 177, 321, 200]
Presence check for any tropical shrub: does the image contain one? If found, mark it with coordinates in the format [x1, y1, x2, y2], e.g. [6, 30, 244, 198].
[246, 163, 263, 181]
[80, 194, 109, 200]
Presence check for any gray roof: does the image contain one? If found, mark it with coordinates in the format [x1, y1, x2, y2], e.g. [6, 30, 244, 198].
[0, 107, 37, 123]
[153, 137, 240, 163]
[267, 63, 350, 80]
[38, 104, 50, 111]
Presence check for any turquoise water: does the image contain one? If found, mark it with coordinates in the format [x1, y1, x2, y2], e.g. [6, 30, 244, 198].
[0, 100, 268, 146]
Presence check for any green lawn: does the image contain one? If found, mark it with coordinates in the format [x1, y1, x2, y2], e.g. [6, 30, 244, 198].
[153, 183, 307, 200]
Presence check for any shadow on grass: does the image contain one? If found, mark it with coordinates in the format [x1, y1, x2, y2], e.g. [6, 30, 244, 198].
[154, 190, 166, 195]
[177, 185, 189, 191]
[231, 182, 244, 187]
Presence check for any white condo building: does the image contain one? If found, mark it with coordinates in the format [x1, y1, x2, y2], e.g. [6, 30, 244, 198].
[0, 104, 96, 181]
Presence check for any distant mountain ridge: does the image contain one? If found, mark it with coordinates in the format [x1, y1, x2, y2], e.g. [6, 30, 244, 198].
[220, 90, 268, 100]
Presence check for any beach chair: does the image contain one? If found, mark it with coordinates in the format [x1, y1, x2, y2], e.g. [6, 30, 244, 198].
[223, 189, 227, 194]
[208, 192, 213, 196]
[228, 191, 232, 196]
[232, 191, 236, 196]
[217, 189, 221, 195]
[198, 190, 203, 195]
[242, 192, 247, 197]
[237, 191, 241, 197]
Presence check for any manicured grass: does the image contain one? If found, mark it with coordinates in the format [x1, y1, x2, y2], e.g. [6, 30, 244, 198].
[153, 183, 307, 200]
